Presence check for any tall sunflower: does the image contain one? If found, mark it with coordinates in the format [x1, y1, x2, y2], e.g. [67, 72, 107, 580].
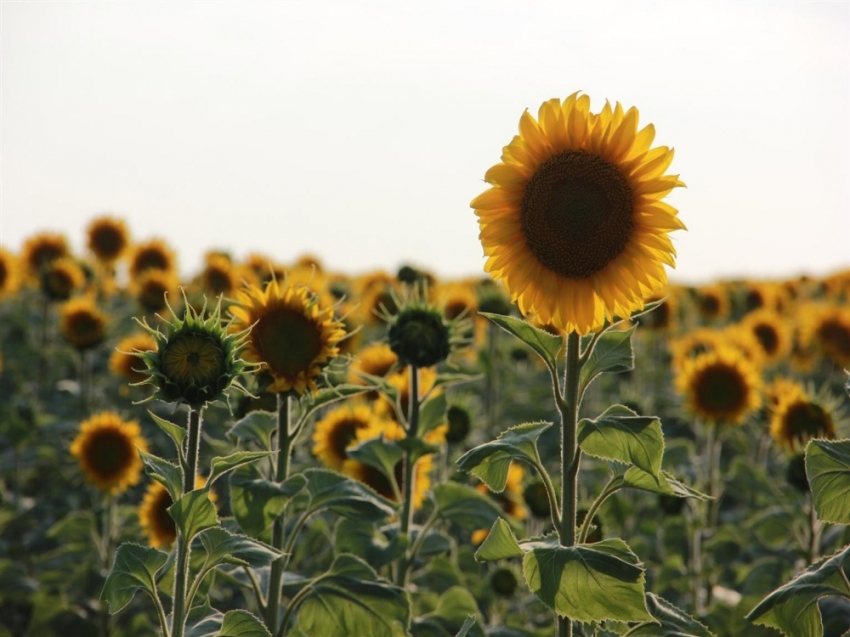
[742, 309, 792, 366]
[138, 476, 214, 548]
[229, 279, 346, 394]
[769, 382, 839, 451]
[21, 232, 70, 280]
[800, 303, 850, 367]
[128, 238, 177, 281]
[312, 403, 390, 470]
[41, 257, 86, 302]
[86, 216, 130, 265]
[694, 284, 731, 324]
[60, 296, 108, 351]
[675, 348, 762, 425]
[70, 412, 147, 494]
[472, 93, 685, 335]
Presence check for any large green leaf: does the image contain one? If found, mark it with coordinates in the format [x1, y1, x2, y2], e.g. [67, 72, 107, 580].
[579, 326, 635, 394]
[230, 465, 306, 536]
[420, 393, 447, 435]
[479, 312, 562, 370]
[216, 610, 271, 637]
[208, 451, 272, 487]
[622, 467, 710, 500]
[186, 600, 225, 637]
[197, 527, 282, 569]
[168, 488, 219, 542]
[101, 543, 168, 614]
[296, 468, 396, 521]
[474, 518, 523, 562]
[139, 450, 183, 501]
[806, 439, 850, 524]
[433, 482, 504, 531]
[412, 587, 482, 637]
[627, 593, 715, 636]
[347, 435, 405, 484]
[227, 411, 277, 448]
[456, 421, 552, 491]
[296, 554, 411, 637]
[577, 405, 663, 477]
[149, 411, 187, 454]
[746, 544, 850, 636]
[522, 537, 652, 623]
[334, 519, 405, 569]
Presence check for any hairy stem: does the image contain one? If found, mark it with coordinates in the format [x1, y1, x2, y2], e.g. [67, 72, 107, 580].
[266, 394, 292, 634]
[397, 365, 420, 586]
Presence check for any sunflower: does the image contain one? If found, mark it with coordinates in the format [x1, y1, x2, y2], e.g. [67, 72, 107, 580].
[769, 383, 839, 451]
[70, 412, 147, 493]
[348, 342, 399, 398]
[0, 248, 21, 299]
[472, 93, 686, 335]
[21, 232, 70, 280]
[637, 290, 678, 331]
[295, 253, 325, 274]
[312, 403, 390, 470]
[134, 269, 180, 315]
[742, 309, 792, 366]
[128, 238, 177, 280]
[86, 216, 130, 264]
[472, 462, 528, 544]
[800, 303, 850, 367]
[694, 284, 731, 324]
[60, 296, 108, 351]
[195, 254, 240, 298]
[669, 328, 725, 372]
[40, 257, 86, 302]
[138, 476, 214, 548]
[377, 367, 440, 423]
[110, 332, 158, 384]
[229, 279, 346, 394]
[438, 281, 479, 321]
[675, 348, 762, 425]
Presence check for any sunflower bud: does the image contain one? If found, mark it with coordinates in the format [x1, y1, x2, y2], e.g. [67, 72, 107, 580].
[490, 567, 518, 598]
[445, 404, 472, 444]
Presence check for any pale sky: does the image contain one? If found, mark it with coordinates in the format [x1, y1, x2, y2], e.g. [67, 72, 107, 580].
[2, 1, 848, 283]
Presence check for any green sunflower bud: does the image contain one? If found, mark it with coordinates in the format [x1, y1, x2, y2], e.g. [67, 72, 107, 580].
[490, 567, 518, 598]
[388, 307, 451, 368]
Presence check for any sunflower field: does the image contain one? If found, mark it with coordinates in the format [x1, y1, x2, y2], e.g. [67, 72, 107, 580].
[2, 96, 850, 637]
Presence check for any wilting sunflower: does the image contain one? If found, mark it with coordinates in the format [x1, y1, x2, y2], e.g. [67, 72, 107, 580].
[110, 332, 158, 384]
[742, 309, 792, 366]
[676, 347, 762, 425]
[312, 403, 390, 470]
[769, 382, 840, 451]
[70, 412, 147, 494]
[138, 476, 214, 548]
[128, 238, 177, 281]
[86, 216, 130, 264]
[0, 248, 21, 299]
[472, 462, 528, 544]
[472, 93, 686, 335]
[229, 278, 346, 394]
[40, 257, 86, 302]
[60, 296, 108, 351]
[21, 232, 70, 280]
[694, 284, 731, 324]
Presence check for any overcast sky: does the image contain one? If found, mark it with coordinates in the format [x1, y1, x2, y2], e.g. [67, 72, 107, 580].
[2, 1, 848, 283]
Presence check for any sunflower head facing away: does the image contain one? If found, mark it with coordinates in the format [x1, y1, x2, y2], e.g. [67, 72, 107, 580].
[70, 412, 148, 494]
[769, 381, 840, 452]
[86, 215, 130, 264]
[60, 296, 108, 351]
[229, 278, 346, 395]
[133, 294, 254, 408]
[472, 93, 686, 335]
[675, 347, 762, 425]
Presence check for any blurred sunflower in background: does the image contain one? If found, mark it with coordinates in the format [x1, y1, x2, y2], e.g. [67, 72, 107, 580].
[348, 342, 398, 399]
[86, 215, 130, 265]
[70, 412, 147, 494]
[21, 231, 70, 280]
[676, 347, 762, 425]
[0, 248, 21, 299]
[694, 284, 730, 324]
[472, 92, 686, 334]
[377, 366, 440, 423]
[229, 278, 346, 394]
[742, 309, 792, 367]
[128, 238, 177, 281]
[769, 381, 840, 451]
[138, 476, 214, 548]
[196, 253, 241, 298]
[670, 328, 725, 372]
[40, 257, 86, 302]
[472, 462, 528, 544]
[312, 403, 390, 470]
[60, 296, 108, 351]
[133, 269, 180, 316]
[800, 303, 850, 368]
[110, 332, 158, 384]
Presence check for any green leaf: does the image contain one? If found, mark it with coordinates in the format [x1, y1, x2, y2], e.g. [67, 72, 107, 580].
[622, 467, 710, 500]
[433, 482, 504, 531]
[149, 411, 187, 454]
[197, 527, 282, 569]
[227, 411, 277, 448]
[454, 616, 477, 637]
[216, 610, 271, 637]
[347, 435, 405, 484]
[579, 326, 635, 395]
[300, 384, 372, 422]
[577, 405, 664, 477]
[420, 392, 447, 435]
[139, 450, 183, 500]
[296, 554, 411, 637]
[230, 465, 306, 536]
[334, 519, 404, 569]
[479, 312, 562, 370]
[101, 543, 169, 614]
[456, 421, 552, 491]
[298, 468, 396, 521]
[746, 544, 850, 636]
[185, 600, 224, 637]
[627, 593, 715, 636]
[521, 537, 652, 623]
[474, 518, 523, 562]
[413, 587, 482, 637]
[806, 439, 850, 525]
[396, 437, 442, 465]
[629, 297, 667, 322]
[433, 372, 480, 390]
[168, 488, 219, 542]
[208, 451, 272, 487]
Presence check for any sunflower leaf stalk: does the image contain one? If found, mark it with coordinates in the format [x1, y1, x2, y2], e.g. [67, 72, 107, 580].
[265, 393, 292, 634]
[396, 364, 420, 586]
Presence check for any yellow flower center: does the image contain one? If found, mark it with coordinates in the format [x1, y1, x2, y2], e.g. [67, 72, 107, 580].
[253, 306, 323, 379]
[162, 333, 225, 385]
[521, 150, 633, 278]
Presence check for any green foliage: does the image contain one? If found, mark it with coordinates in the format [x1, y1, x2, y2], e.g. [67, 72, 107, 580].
[208, 451, 272, 486]
[579, 325, 636, 396]
[227, 411, 277, 448]
[139, 449, 183, 500]
[169, 488, 219, 542]
[577, 405, 664, 477]
[420, 392, 448, 435]
[806, 438, 850, 524]
[216, 610, 272, 636]
[292, 468, 397, 520]
[149, 410, 188, 455]
[229, 465, 306, 536]
[628, 593, 715, 636]
[433, 482, 505, 531]
[197, 528, 282, 569]
[102, 543, 168, 614]
[479, 312, 562, 371]
[412, 587, 482, 637]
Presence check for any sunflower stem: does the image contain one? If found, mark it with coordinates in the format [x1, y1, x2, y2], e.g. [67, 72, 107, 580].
[396, 364, 420, 587]
[485, 323, 499, 431]
[557, 332, 581, 637]
[172, 407, 202, 637]
[266, 393, 292, 635]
